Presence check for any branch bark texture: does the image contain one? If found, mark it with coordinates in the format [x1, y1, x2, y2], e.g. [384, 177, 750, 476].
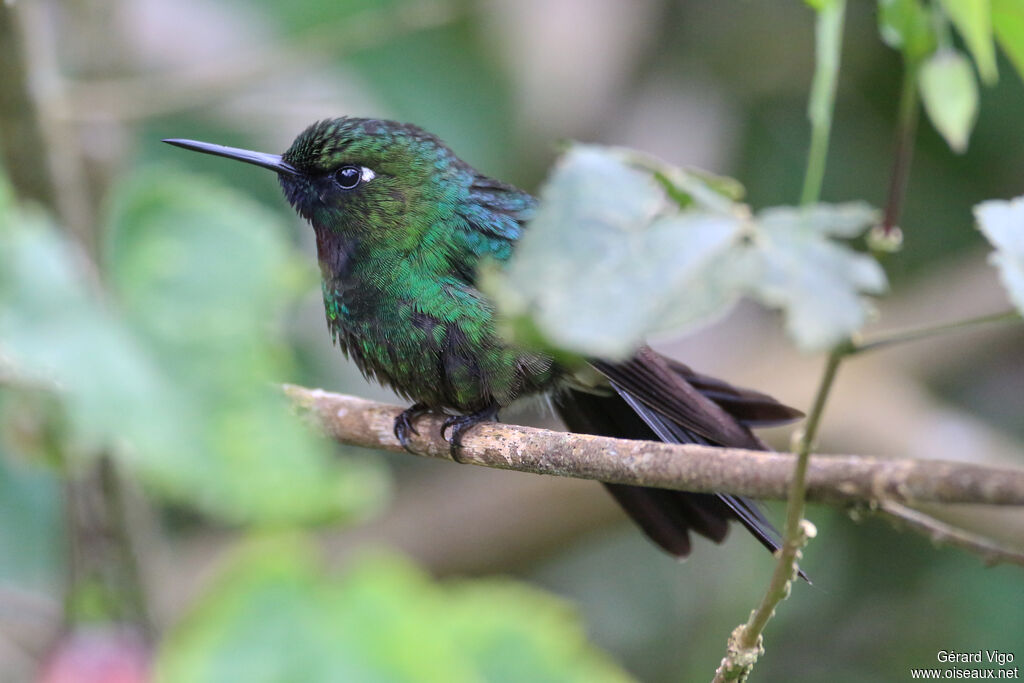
[285, 385, 1024, 509]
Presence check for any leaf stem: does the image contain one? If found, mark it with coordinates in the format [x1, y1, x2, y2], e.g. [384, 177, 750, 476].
[712, 307, 1023, 681]
[712, 347, 844, 682]
[851, 309, 1021, 355]
[800, 0, 846, 206]
[748, 350, 842, 627]
[714, 3, 851, 676]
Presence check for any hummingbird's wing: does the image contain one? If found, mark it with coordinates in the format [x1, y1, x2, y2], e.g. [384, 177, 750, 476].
[555, 347, 806, 577]
[661, 357, 805, 428]
[464, 175, 536, 243]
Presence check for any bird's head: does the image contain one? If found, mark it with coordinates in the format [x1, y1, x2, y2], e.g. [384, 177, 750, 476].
[164, 117, 475, 253]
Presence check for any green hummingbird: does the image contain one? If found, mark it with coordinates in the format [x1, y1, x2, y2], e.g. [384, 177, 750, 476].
[164, 118, 803, 563]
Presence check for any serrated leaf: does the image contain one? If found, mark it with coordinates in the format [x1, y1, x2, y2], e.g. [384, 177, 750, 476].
[654, 249, 747, 337]
[975, 196, 1024, 313]
[992, 0, 1024, 84]
[488, 146, 885, 357]
[940, 0, 999, 84]
[643, 163, 746, 210]
[484, 146, 744, 359]
[757, 202, 880, 238]
[878, 0, 938, 59]
[919, 50, 980, 153]
[747, 203, 887, 350]
[156, 538, 633, 683]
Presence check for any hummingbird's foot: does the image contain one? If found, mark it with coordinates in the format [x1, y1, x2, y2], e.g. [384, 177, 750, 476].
[393, 402, 431, 454]
[441, 403, 500, 463]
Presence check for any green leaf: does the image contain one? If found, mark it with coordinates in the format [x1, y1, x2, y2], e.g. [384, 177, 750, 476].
[103, 168, 388, 523]
[0, 211, 193, 461]
[649, 164, 746, 208]
[918, 49, 980, 153]
[156, 537, 633, 683]
[487, 146, 885, 357]
[940, 0, 999, 84]
[757, 202, 883, 239]
[483, 146, 744, 359]
[992, 0, 1024, 84]
[975, 196, 1024, 314]
[0, 170, 386, 525]
[878, 0, 938, 60]
[745, 203, 887, 350]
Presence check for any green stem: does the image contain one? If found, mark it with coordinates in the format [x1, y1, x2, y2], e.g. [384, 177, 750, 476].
[800, 0, 846, 206]
[715, 308, 1021, 680]
[851, 309, 1021, 355]
[713, 346, 846, 682]
[785, 348, 844, 529]
[736, 0, 848, 649]
[743, 348, 843, 638]
[713, 5, 849, 678]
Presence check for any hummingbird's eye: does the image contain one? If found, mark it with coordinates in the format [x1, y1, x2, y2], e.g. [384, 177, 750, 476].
[334, 165, 362, 190]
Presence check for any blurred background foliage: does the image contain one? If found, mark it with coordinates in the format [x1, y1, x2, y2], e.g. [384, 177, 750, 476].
[0, 0, 1022, 682]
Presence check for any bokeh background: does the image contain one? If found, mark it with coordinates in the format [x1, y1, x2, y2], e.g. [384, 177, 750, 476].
[1, 0, 1023, 681]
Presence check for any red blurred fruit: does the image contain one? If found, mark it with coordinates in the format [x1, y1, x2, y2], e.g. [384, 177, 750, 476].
[38, 626, 150, 683]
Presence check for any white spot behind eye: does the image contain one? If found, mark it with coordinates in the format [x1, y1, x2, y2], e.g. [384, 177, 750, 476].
[361, 167, 376, 183]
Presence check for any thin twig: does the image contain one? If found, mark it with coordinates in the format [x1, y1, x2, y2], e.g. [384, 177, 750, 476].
[713, 347, 845, 682]
[876, 501, 1024, 568]
[284, 385, 1024, 510]
[714, 4, 849, 678]
[851, 309, 1021, 355]
[880, 56, 920, 235]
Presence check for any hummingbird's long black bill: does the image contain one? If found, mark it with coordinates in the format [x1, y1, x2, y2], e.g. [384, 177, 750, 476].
[162, 138, 299, 176]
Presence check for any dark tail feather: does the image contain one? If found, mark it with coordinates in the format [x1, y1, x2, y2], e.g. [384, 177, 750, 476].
[554, 387, 779, 557]
[602, 484, 730, 557]
[664, 358, 805, 428]
[556, 354, 808, 580]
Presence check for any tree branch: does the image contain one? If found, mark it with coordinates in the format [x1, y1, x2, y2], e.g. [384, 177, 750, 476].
[285, 385, 1024, 511]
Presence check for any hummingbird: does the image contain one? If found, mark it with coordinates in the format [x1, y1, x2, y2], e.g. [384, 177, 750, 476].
[164, 118, 804, 564]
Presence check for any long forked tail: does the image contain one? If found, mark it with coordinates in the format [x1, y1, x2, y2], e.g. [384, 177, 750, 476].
[553, 348, 805, 571]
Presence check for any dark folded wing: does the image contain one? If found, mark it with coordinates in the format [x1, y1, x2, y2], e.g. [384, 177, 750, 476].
[557, 347, 807, 579]
[663, 357, 804, 428]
